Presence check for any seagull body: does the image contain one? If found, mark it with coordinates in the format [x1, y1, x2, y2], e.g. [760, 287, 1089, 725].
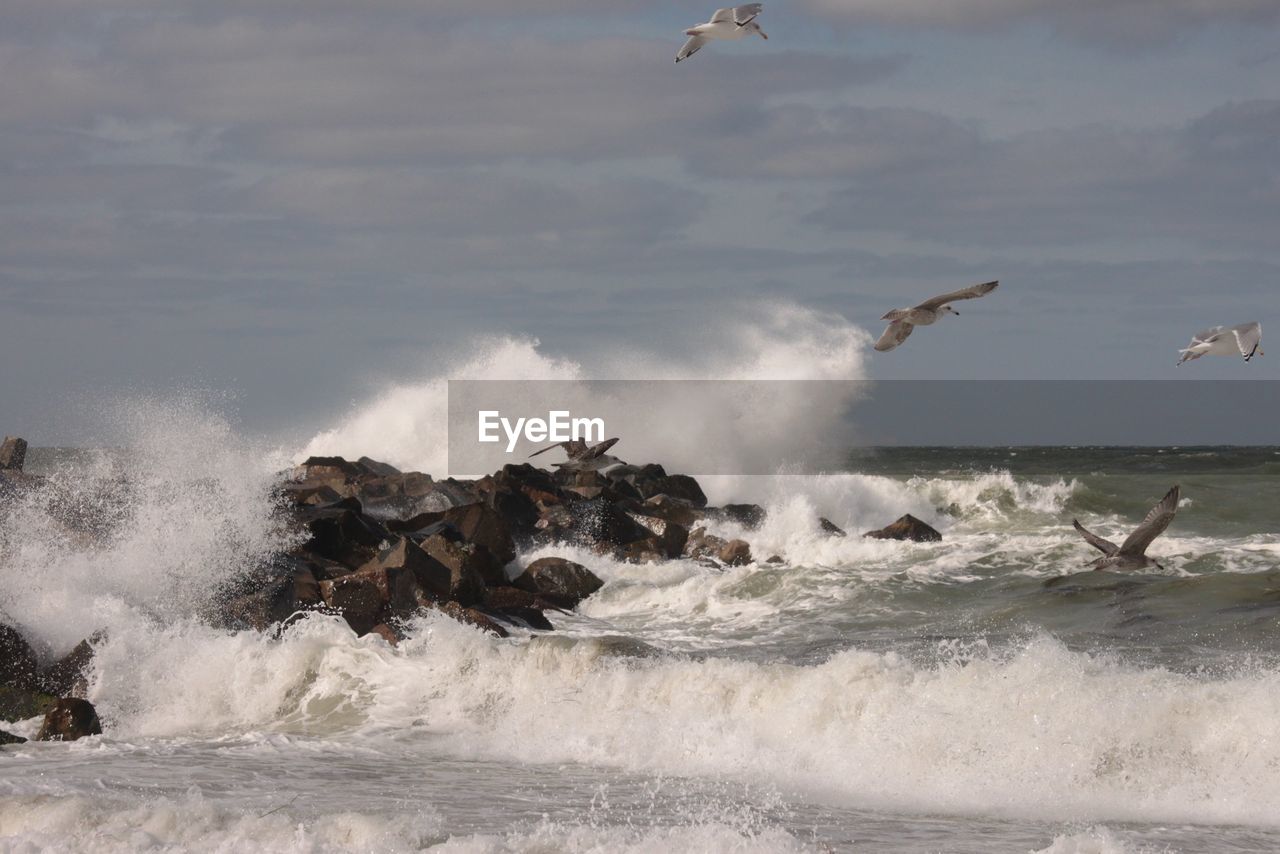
[1177, 322, 1263, 365]
[1072, 485, 1180, 571]
[529, 437, 627, 472]
[874, 280, 999, 352]
[676, 4, 767, 63]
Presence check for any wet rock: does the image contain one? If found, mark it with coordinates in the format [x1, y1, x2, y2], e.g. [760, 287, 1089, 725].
[357, 457, 401, 477]
[318, 570, 389, 636]
[296, 503, 391, 566]
[41, 632, 105, 698]
[684, 527, 729, 560]
[819, 517, 847, 537]
[483, 586, 570, 613]
[487, 605, 554, 631]
[711, 504, 767, 530]
[0, 686, 57, 721]
[632, 471, 707, 508]
[765, 555, 785, 565]
[433, 601, 509, 637]
[1, 625, 39, 691]
[637, 495, 704, 527]
[355, 538, 449, 614]
[718, 539, 753, 566]
[36, 698, 102, 742]
[369, 623, 400, 646]
[417, 534, 490, 606]
[539, 497, 655, 550]
[0, 730, 26, 745]
[863, 514, 942, 543]
[513, 557, 604, 606]
[214, 554, 327, 631]
[0, 437, 28, 471]
[281, 483, 345, 508]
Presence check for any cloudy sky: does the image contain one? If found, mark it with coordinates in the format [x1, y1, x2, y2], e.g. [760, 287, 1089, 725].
[2, 0, 1277, 442]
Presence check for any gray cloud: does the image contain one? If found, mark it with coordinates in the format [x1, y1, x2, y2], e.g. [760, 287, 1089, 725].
[798, 0, 1280, 47]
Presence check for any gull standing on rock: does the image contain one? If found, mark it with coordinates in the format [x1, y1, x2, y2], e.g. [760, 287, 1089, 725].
[676, 4, 768, 63]
[1177, 322, 1263, 365]
[874, 281, 1000, 352]
[1071, 485, 1181, 572]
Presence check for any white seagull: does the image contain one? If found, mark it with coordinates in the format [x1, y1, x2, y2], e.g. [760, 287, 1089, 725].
[529, 437, 630, 473]
[1072, 485, 1181, 572]
[874, 281, 1000, 352]
[1177, 322, 1263, 366]
[676, 4, 768, 63]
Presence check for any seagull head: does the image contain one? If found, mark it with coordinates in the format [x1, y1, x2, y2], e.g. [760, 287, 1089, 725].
[941, 304, 960, 316]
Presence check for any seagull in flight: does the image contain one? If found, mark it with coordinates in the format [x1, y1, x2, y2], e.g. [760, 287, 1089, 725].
[1072, 485, 1181, 572]
[676, 4, 768, 63]
[874, 281, 1000, 352]
[529, 437, 626, 472]
[1177, 322, 1263, 366]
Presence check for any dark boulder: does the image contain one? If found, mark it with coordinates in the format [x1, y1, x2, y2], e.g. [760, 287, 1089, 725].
[433, 601, 509, 637]
[36, 698, 102, 741]
[711, 504, 767, 530]
[354, 538, 449, 614]
[0, 730, 26, 745]
[214, 554, 326, 631]
[863, 514, 942, 543]
[637, 495, 704, 527]
[1, 625, 39, 690]
[629, 469, 708, 507]
[417, 535, 490, 606]
[318, 570, 390, 636]
[356, 457, 401, 477]
[819, 517, 847, 537]
[539, 498, 655, 550]
[684, 527, 729, 560]
[296, 503, 390, 566]
[41, 632, 105, 698]
[0, 437, 28, 471]
[512, 557, 604, 606]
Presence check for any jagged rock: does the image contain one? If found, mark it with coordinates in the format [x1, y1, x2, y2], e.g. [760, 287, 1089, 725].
[296, 502, 390, 566]
[513, 557, 604, 606]
[357, 457, 401, 477]
[353, 538, 448, 613]
[0, 437, 28, 471]
[0, 625, 39, 690]
[637, 494, 704, 527]
[819, 517, 847, 537]
[281, 483, 345, 508]
[0, 686, 57, 721]
[433, 601, 509, 637]
[684, 527, 729, 560]
[319, 571, 388, 636]
[417, 534, 489, 606]
[630, 469, 708, 507]
[539, 497, 655, 550]
[0, 730, 26, 745]
[718, 539, 753, 566]
[711, 504, 767, 530]
[369, 623, 400, 646]
[36, 698, 102, 741]
[486, 604, 554, 631]
[483, 586, 569, 613]
[215, 554, 326, 631]
[863, 514, 942, 543]
[41, 632, 104, 698]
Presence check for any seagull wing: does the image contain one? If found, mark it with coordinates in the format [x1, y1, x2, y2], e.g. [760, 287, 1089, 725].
[1073, 520, 1120, 556]
[676, 34, 709, 62]
[1232, 322, 1262, 360]
[733, 3, 764, 24]
[708, 7, 738, 23]
[583, 437, 620, 460]
[916, 280, 999, 311]
[874, 320, 915, 352]
[528, 441, 568, 459]
[1118, 485, 1180, 556]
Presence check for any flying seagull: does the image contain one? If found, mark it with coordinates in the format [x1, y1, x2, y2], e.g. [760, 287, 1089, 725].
[529, 437, 628, 472]
[676, 4, 767, 63]
[1177, 322, 1263, 366]
[874, 281, 999, 352]
[1072, 485, 1180, 571]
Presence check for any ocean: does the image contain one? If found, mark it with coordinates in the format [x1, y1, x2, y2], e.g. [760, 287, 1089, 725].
[3, 423, 1278, 852]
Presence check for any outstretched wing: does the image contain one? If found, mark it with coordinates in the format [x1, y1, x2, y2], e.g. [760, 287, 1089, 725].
[582, 437, 620, 460]
[1232, 322, 1262, 360]
[874, 320, 914, 352]
[916, 280, 999, 311]
[530, 439, 588, 459]
[733, 3, 764, 24]
[1119, 485, 1180, 556]
[708, 7, 737, 23]
[1073, 520, 1120, 556]
[529, 441, 567, 459]
[676, 34, 709, 62]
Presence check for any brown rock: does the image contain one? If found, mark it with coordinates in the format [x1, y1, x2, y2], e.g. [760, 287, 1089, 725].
[863, 514, 942, 542]
[637, 495, 704, 527]
[41, 632, 105, 698]
[819, 517, 847, 537]
[684, 527, 729, 560]
[512, 557, 604, 605]
[0, 437, 28, 471]
[368, 623, 400, 646]
[417, 534, 489, 606]
[318, 571, 387, 636]
[435, 601, 509, 637]
[36, 698, 102, 742]
[718, 539, 753, 566]
[711, 504, 767, 530]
